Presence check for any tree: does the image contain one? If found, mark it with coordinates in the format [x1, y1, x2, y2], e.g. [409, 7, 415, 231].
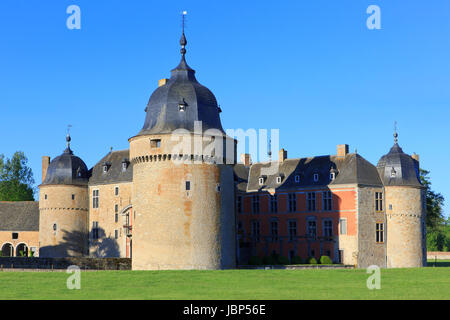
[419, 169, 445, 230]
[0, 151, 35, 201]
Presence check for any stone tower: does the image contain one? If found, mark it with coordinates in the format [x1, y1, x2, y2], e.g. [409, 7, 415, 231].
[39, 134, 89, 257]
[377, 131, 426, 268]
[129, 31, 236, 270]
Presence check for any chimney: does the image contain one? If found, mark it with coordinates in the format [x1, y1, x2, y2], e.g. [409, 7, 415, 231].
[42, 156, 50, 183]
[337, 144, 349, 158]
[412, 153, 420, 167]
[158, 78, 168, 87]
[240, 154, 252, 166]
[279, 148, 287, 162]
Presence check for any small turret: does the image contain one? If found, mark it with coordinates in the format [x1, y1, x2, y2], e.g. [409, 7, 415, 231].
[377, 129, 426, 268]
[39, 134, 90, 257]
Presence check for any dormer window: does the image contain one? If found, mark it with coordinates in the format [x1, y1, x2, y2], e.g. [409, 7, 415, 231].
[102, 163, 110, 173]
[178, 99, 187, 112]
[330, 172, 336, 180]
[276, 176, 282, 184]
[259, 177, 265, 185]
[294, 175, 300, 183]
[121, 159, 129, 172]
[313, 173, 319, 182]
[391, 167, 396, 177]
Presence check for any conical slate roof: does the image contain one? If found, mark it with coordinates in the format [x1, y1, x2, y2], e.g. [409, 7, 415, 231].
[137, 32, 224, 136]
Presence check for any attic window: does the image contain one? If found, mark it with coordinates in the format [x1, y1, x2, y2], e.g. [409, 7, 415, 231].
[259, 177, 265, 185]
[276, 176, 282, 184]
[295, 175, 300, 183]
[330, 172, 336, 180]
[313, 173, 319, 182]
[102, 162, 111, 173]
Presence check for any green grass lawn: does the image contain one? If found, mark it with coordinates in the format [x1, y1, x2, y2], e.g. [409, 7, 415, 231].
[0, 266, 449, 300]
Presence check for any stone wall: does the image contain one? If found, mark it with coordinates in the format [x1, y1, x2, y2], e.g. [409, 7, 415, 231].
[385, 186, 426, 268]
[39, 184, 89, 257]
[130, 133, 236, 270]
[0, 231, 39, 257]
[88, 182, 132, 258]
[0, 257, 131, 270]
[357, 186, 387, 268]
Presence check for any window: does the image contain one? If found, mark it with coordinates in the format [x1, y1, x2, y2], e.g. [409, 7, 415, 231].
[115, 204, 119, 213]
[270, 194, 278, 213]
[376, 223, 384, 243]
[103, 165, 109, 173]
[276, 176, 282, 184]
[339, 218, 347, 235]
[151, 139, 161, 148]
[44, 194, 47, 200]
[294, 175, 300, 183]
[115, 187, 119, 196]
[122, 161, 128, 172]
[216, 184, 221, 192]
[307, 220, 317, 240]
[288, 193, 296, 212]
[12, 232, 18, 240]
[288, 220, 297, 241]
[323, 220, 333, 240]
[307, 192, 316, 211]
[322, 191, 332, 211]
[252, 195, 260, 214]
[258, 177, 264, 185]
[330, 172, 336, 180]
[251, 220, 260, 242]
[185, 181, 191, 191]
[270, 220, 278, 242]
[237, 196, 242, 213]
[390, 167, 396, 177]
[93, 190, 99, 208]
[92, 222, 99, 240]
[115, 213, 119, 223]
[178, 101, 187, 112]
[313, 173, 319, 182]
[114, 230, 119, 239]
[71, 194, 75, 200]
[53, 224, 57, 232]
[375, 192, 383, 212]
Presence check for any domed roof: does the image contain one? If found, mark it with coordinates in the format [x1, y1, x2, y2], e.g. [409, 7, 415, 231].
[377, 133, 422, 187]
[137, 32, 224, 136]
[42, 135, 89, 186]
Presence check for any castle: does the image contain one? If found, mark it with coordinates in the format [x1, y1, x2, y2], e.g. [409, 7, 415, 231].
[0, 31, 427, 269]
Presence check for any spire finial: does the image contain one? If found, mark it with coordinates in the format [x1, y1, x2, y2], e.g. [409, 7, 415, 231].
[394, 121, 398, 144]
[65, 124, 73, 154]
[180, 11, 188, 56]
[268, 139, 272, 162]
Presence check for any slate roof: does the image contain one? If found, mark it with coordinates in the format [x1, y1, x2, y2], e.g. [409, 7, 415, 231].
[137, 33, 224, 136]
[377, 143, 422, 188]
[237, 153, 382, 193]
[0, 201, 39, 231]
[233, 164, 250, 192]
[88, 150, 133, 186]
[42, 148, 89, 186]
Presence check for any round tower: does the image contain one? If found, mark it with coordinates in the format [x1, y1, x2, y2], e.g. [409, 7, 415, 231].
[39, 134, 89, 257]
[377, 131, 426, 268]
[129, 31, 236, 270]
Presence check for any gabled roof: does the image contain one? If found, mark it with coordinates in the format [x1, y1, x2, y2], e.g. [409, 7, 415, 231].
[240, 153, 382, 193]
[88, 150, 133, 186]
[0, 201, 39, 231]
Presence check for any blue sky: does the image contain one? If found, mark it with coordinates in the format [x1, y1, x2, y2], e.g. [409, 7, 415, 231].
[0, 1, 449, 217]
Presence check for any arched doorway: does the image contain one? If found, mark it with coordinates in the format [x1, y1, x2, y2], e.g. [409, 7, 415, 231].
[1, 243, 13, 257]
[15, 243, 28, 257]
